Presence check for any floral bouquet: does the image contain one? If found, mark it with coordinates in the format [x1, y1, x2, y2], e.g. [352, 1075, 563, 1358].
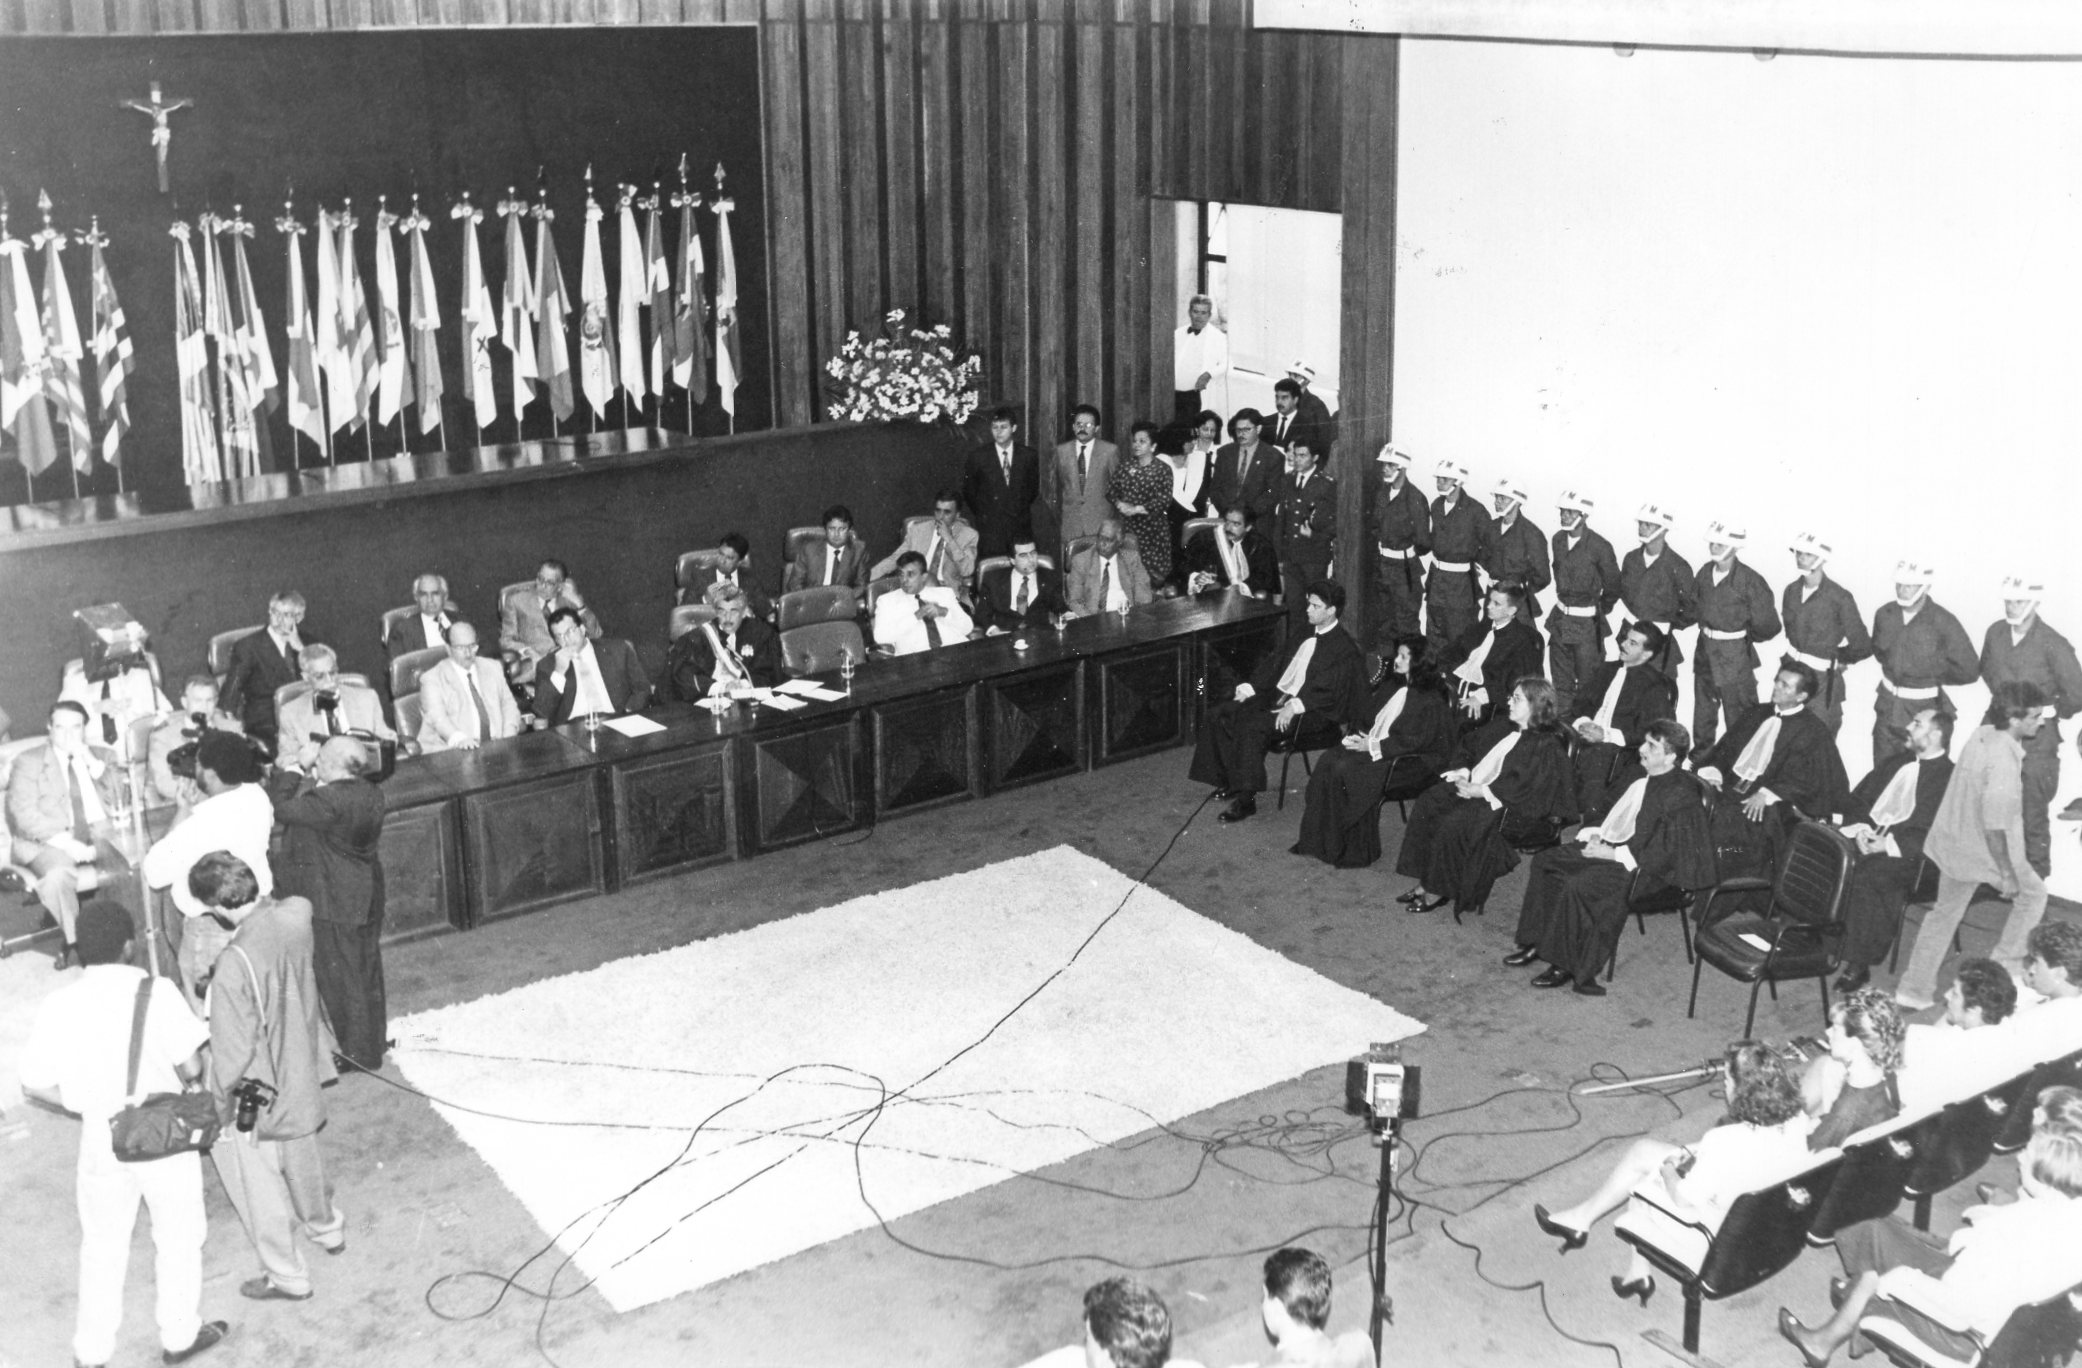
[823, 309, 983, 426]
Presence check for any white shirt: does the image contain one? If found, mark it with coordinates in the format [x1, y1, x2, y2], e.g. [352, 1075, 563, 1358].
[700, 622, 752, 695]
[823, 544, 840, 586]
[417, 612, 451, 649]
[557, 641, 617, 716]
[1590, 664, 1633, 746]
[1898, 1023, 2020, 1117]
[1274, 633, 1322, 699]
[18, 965, 207, 1125]
[142, 782, 276, 920]
[59, 663, 169, 763]
[1172, 320, 1229, 392]
[873, 586, 974, 656]
[1096, 554, 1129, 612]
[1168, 448, 1207, 510]
[60, 750, 110, 826]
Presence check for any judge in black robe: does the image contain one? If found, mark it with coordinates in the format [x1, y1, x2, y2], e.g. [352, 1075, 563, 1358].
[1396, 680, 1577, 916]
[1180, 514, 1281, 600]
[1831, 712, 1956, 988]
[1292, 638, 1456, 868]
[1440, 584, 1545, 730]
[1509, 723, 1717, 995]
[1189, 579, 1368, 820]
[1697, 661, 1849, 885]
[1566, 623, 1678, 821]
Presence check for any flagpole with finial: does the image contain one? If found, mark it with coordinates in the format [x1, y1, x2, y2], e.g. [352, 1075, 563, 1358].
[713, 161, 736, 437]
[533, 167, 560, 441]
[643, 178, 662, 433]
[81, 214, 125, 493]
[276, 186, 330, 468]
[33, 191, 83, 499]
[583, 164, 599, 440]
[341, 195, 375, 463]
[672, 153, 701, 436]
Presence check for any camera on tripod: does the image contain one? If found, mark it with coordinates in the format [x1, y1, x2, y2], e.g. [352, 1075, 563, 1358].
[1346, 1042, 1421, 1135]
[231, 1078, 277, 1134]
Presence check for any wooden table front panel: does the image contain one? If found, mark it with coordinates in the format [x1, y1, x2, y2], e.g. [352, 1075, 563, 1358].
[379, 801, 463, 944]
[746, 716, 867, 851]
[983, 661, 1085, 792]
[872, 687, 978, 816]
[1093, 643, 1188, 766]
[609, 743, 737, 885]
[461, 771, 607, 924]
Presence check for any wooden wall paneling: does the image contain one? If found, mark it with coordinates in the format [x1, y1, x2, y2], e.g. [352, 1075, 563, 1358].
[194, 0, 239, 27]
[329, 0, 375, 26]
[242, 0, 285, 30]
[67, 0, 106, 30]
[955, 18, 994, 379]
[1305, 33, 1342, 212]
[916, 16, 956, 330]
[763, 14, 815, 425]
[1181, 19, 1208, 200]
[157, 0, 198, 30]
[457, 0, 506, 22]
[20, 0, 65, 29]
[1071, 17, 1105, 417]
[723, 0, 762, 20]
[1108, 17, 1146, 438]
[1335, 34, 1397, 640]
[1144, 18, 1175, 425]
[840, 11, 885, 332]
[1215, 18, 1243, 200]
[378, 0, 424, 23]
[1146, 198, 1176, 434]
[995, 17, 1033, 436]
[803, 13, 849, 396]
[104, 0, 151, 31]
[420, 0, 469, 18]
[880, 9, 921, 321]
[1029, 16, 1066, 443]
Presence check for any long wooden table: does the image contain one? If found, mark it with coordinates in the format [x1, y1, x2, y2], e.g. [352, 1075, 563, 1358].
[366, 595, 1288, 942]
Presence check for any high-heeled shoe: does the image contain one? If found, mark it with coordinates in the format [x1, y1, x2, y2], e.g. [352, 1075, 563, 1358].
[1531, 1204, 1588, 1253]
[1610, 1275, 1654, 1307]
[1828, 1276, 1849, 1310]
[1777, 1307, 1831, 1368]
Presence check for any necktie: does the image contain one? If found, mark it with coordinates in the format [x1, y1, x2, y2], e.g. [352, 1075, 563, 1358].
[721, 630, 747, 680]
[67, 759, 90, 837]
[99, 680, 117, 744]
[466, 669, 492, 741]
[1279, 415, 1290, 444]
[1238, 448, 1252, 488]
[1015, 574, 1030, 614]
[928, 533, 944, 580]
[325, 700, 341, 735]
[1000, 447, 1012, 479]
[824, 546, 837, 587]
[1077, 443, 1089, 486]
[924, 604, 943, 650]
[279, 635, 296, 669]
[1099, 561, 1113, 610]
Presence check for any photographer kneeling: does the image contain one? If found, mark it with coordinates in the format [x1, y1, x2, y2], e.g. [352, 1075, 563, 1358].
[191, 850, 347, 1302]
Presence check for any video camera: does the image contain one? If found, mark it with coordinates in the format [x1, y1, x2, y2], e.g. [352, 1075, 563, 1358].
[1346, 1042, 1421, 1135]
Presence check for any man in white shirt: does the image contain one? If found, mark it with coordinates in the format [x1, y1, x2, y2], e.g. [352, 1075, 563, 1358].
[18, 902, 227, 1368]
[2000, 921, 2082, 1071]
[143, 730, 277, 1002]
[872, 552, 974, 656]
[417, 622, 523, 752]
[1897, 958, 2018, 1115]
[383, 573, 455, 657]
[532, 608, 651, 724]
[1171, 293, 1228, 422]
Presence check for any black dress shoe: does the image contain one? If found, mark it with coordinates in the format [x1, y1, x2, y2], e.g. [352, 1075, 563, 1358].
[1834, 965, 1871, 993]
[1572, 978, 1608, 997]
[1396, 888, 1427, 905]
[1502, 945, 1541, 967]
[163, 1321, 229, 1364]
[1217, 796, 1257, 823]
[1777, 1308, 1830, 1368]
[1530, 968, 1573, 989]
[1406, 894, 1450, 914]
[1212, 788, 1239, 801]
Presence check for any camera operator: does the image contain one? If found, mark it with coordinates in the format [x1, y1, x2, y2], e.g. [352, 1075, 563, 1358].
[147, 675, 250, 805]
[143, 732, 276, 1008]
[191, 850, 347, 1303]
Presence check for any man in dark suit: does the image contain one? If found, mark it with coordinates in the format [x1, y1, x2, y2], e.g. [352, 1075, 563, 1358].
[1696, 660, 1849, 883]
[1566, 621, 1678, 820]
[384, 573, 456, 658]
[221, 590, 311, 749]
[962, 406, 1042, 560]
[1182, 507, 1279, 599]
[267, 734, 388, 1069]
[1506, 719, 1718, 997]
[1264, 378, 1328, 461]
[1274, 438, 1337, 630]
[782, 504, 873, 601]
[1205, 409, 1280, 527]
[976, 537, 1067, 634]
[683, 533, 776, 622]
[1189, 578, 1368, 824]
[533, 608, 651, 724]
[1045, 403, 1120, 554]
[1440, 584, 1546, 729]
[1283, 360, 1337, 456]
[664, 583, 781, 701]
[1830, 706, 1956, 991]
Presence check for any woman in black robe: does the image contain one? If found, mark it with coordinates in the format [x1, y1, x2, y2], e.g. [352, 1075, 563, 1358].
[1396, 676, 1577, 916]
[1292, 635, 1455, 868]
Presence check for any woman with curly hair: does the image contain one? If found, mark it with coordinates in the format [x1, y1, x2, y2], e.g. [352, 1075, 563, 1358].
[1803, 987, 1906, 1151]
[1396, 676, 1578, 915]
[1531, 1042, 1815, 1306]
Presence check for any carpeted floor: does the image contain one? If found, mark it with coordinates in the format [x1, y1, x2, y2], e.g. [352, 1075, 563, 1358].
[1, 748, 2073, 1368]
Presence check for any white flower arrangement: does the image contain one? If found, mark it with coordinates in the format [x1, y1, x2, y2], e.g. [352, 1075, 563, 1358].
[823, 309, 983, 426]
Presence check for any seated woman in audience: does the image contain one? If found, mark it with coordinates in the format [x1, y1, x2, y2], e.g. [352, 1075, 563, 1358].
[1110, 421, 1177, 593]
[1292, 635, 1454, 869]
[1532, 1042, 1814, 1306]
[1395, 676, 1575, 916]
[1777, 1085, 2082, 1367]
[1802, 987, 1906, 1151]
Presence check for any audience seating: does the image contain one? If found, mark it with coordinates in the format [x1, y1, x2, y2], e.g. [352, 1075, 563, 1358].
[1270, 717, 1340, 811]
[669, 604, 717, 642]
[778, 586, 860, 633]
[781, 621, 866, 677]
[1066, 534, 1097, 564]
[674, 549, 724, 604]
[1995, 1055, 2082, 1155]
[208, 625, 263, 689]
[1859, 1281, 2082, 1368]
[394, 694, 427, 753]
[1902, 1077, 2031, 1231]
[389, 647, 446, 703]
[1377, 751, 1438, 823]
[975, 553, 1057, 580]
[1805, 1119, 1924, 1246]
[1180, 516, 1218, 548]
[1605, 872, 1704, 981]
[379, 599, 452, 651]
[783, 525, 827, 569]
[1615, 1153, 1842, 1357]
[1688, 821, 1855, 1036]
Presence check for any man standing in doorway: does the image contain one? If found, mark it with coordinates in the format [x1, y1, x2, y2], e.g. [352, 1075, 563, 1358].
[1171, 294, 1228, 424]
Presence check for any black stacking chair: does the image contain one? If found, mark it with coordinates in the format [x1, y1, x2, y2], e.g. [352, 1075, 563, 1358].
[1689, 822, 1855, 1036]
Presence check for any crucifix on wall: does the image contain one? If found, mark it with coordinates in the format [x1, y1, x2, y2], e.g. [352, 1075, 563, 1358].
[123, 80, 192, 194]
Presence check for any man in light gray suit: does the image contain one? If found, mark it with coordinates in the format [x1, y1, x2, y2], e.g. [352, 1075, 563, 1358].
[1046, 402, 1119, 557]
[417, 623, 524, 752]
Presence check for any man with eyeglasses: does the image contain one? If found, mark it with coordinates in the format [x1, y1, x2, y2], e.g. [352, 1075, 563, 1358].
[221, 590, 313, 749]
[417, 622, 522, 752]
[275, 645, 393, 772]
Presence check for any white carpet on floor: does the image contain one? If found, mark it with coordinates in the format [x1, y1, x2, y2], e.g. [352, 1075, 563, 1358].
[390, 846, 1424, 1311]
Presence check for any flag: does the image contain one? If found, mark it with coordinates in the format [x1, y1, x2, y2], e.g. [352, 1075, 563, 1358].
[36, 228, 92, 469]
[0, 235, 58, 477]
[577, 188, 615, 418]
[372, 207, 408, 426]
[229, 226, 277, 414]
[643, 193, 673, 398]
[314, 211, 353, 434]
[498, 195, 538, 418]
[403, 213, 444, 435]
[336, 210, 377, 429]
[89, 239, 135, 471]
[201, 215, 259, 478]
[672, 191, 709, 403]
[713, 198, 740, 419]
[454, 201, 497, 432]
[278, 217, 323, 450]
[170, 222, 218, 483]
[615, 189, 647, 408]
[532, 205, 574, 423]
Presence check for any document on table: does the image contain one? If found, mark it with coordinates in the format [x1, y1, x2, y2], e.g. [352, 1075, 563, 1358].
[755, 692, 807, 711]
[774, 679, 831, 697]
[791, 684, 848, 701]
[603, 714, 667, 737]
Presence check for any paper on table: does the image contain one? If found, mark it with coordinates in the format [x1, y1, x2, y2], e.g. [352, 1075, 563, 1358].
[757, 693, 807, 711]
[603, 714, 668, 737]
[773, 679, 826, 697]
[793, 685, 848, 702]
